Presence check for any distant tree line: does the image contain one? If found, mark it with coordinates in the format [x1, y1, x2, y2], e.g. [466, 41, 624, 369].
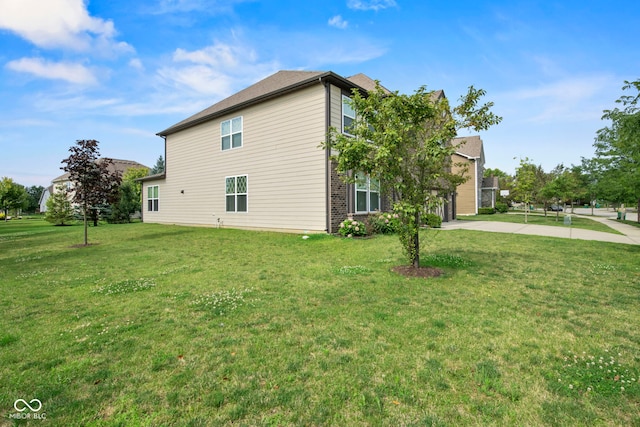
[0, 177, 44, 219]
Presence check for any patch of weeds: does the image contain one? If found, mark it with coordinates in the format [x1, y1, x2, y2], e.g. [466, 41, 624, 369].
[14, 255, 43, 263]
[588, 263, 617, 275]
[191, 288, 253, 316]
[334, 265, 372, 275]
[424, 254, 471, 268]
[548, 349, 639, 397]
[0, 334, 19, 347]
[93, 278, 156, 295]
[15, 269, 46, 279]
[475, 360, 502, 395]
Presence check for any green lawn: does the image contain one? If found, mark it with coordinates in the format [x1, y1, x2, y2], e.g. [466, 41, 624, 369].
[1, 219, 639, 426]
[460, 212, 624, 234]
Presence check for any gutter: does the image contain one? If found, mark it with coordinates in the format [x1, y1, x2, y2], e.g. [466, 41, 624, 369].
[324, 78, 331, 233]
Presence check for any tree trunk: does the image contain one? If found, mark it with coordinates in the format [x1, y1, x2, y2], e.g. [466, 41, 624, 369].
[83, 206, 88, 246]
[637, 198, 640, 223]
[412, 211, 420, 268]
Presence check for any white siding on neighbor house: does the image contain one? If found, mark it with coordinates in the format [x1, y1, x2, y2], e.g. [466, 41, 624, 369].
[144, 84, 328, 232]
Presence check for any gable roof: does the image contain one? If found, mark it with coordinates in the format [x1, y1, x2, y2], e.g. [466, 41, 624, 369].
[346, 73, 391, 93]
[158, 70, 388, 136]
[452, 136, 483, 159]
[158, 69, 449, 137]
[52, 158, 149, 183]
[482, 176, 499, 189]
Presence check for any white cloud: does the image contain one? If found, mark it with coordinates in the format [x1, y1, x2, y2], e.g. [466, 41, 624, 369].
[0, 0, 132, 54]
[129, 58, 145, 70]
[157, 40, 279, 97]
[328, 15, 349, 29]
[347, 0, 396, 11]
[6, 57, 98, 85]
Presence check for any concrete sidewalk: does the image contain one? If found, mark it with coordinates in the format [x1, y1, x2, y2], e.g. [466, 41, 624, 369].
[439, 212, 640, 245]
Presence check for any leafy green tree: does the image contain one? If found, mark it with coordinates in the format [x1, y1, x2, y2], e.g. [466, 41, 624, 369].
[25, 185, 44, 213]
[121, 166, 149, 213]
[45, 185, 73, 225]
[0, 177, 28, 220]
[513, 159, 543, 223]
[150, 155, 165, 175]
[579, 157, 602, 214]
[61, 140, 121, 245]
[594, 80, 640, 220]
[325, 83, 501, 268]
[109, 181, 139, 223]
[540, 164, 579, 220]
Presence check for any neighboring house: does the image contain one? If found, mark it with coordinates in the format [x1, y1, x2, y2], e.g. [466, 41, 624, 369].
[142, 70, 401, 233]
[451, 136, 487, 216]
[481, 176, 499, 209]
[50, 158, 148, 202]
[38, 185, 53, 213]
[141, 70, 473, 233]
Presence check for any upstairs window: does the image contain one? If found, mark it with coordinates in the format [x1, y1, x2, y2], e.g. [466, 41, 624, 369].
[226, 175, 248, 212]
[147, 185, 159, 212]
[342, 95, 356, 135]
[355, 172, 380, 213]
[221, 117, 243, 151]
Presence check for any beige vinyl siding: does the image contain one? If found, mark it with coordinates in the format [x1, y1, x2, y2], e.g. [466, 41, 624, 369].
[330, 85, 344, 130]
[452, 154, 477, 215]
[144, 84, 328, 232]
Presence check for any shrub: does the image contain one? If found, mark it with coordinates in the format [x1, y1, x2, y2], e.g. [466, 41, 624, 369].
[370, 212, 400, 234]
[478, 207, 496, 215]
[339, 218, 367, 237]
[0, 212, 4, 220]
[424, 213, 442, 228]
[495, 202, 509, 213]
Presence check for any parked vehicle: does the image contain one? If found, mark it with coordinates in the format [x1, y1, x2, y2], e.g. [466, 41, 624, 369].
[546, 205, 563, 211]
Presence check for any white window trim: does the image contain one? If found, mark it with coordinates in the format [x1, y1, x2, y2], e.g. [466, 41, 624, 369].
[342, 95, 356, 136]
[221, 116, 243, 151]
[354, 174, 380, 214]
[147, 185, 159, 212]
[225, 174, 248, 213]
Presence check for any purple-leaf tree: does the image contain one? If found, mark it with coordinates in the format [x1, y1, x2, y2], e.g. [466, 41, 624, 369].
[61, 139, 121, 245]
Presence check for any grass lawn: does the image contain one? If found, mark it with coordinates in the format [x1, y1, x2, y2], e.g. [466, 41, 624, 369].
[1, 219, 639, 426]
[460, 212, 624, 234]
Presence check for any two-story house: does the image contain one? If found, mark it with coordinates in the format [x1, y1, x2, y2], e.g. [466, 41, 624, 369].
[141, 70, 402, 233]
[141, 70, 478, 233]
[451, 136, 498, 216]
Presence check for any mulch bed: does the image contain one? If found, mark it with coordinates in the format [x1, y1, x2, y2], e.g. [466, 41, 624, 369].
[391, 266, 444, 278]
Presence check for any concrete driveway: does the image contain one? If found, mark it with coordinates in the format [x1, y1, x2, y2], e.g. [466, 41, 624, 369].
[440, 208, 640, 245]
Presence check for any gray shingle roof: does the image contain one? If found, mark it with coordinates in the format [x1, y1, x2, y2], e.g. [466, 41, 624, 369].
[52, 158, 148, 183]
[157, 70, 448, 136]
[159, 70, 331, 136]
[452, 136, 483, 159]
[346, 73, 390, 93]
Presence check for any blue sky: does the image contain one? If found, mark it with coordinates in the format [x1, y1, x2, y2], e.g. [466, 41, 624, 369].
[1, 0, 638, 187]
